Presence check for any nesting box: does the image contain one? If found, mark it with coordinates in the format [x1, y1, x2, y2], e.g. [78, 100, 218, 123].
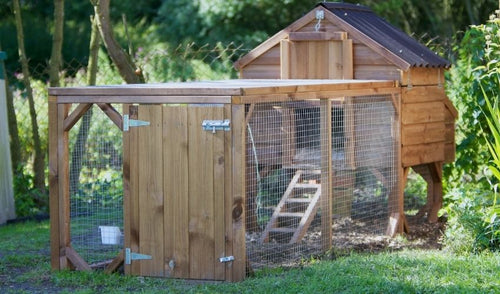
[234, 2, 457, 229]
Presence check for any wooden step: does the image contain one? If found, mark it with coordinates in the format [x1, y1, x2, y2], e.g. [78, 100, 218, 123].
[286, 198, 312, 203]
[268, 228, 296, 233]
[277, 212, 304, 217]
[294, 183, 321, 189]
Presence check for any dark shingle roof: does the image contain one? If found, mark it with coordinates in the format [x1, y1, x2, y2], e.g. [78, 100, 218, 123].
[318, 2, 451, 68]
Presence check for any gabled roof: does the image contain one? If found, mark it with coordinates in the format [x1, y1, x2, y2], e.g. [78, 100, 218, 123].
[318, 2, 450, 69]
[234, 2, 450, 71]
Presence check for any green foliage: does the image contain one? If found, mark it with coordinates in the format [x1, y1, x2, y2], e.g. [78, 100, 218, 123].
[445, 11, 500, 190]
[404, 170, 427, 214]
[12, 167, 48, 218]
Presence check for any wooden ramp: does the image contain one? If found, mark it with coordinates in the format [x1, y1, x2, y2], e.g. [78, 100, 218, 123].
[260, 169, 321, 244]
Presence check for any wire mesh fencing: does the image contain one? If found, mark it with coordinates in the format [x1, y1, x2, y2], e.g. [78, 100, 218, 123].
[68, 104, 123, 266]
[245, 95, 399, 269]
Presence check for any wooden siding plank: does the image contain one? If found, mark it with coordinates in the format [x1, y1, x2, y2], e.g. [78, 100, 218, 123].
[400, 68, 446, 86]
[353, 44, 392, 65]
[223, 105, 234, 281]
[402, 142, 445, 167]
[138, 105, 164, 277]
[127, 105, 140, 275]
[57, 95, 233, 104]
[213, 106, 226, 280]
[444, 143, 455, 163]
[230, 104, 246, 282]
[402, 86, 446, 104]
[354, 64, 401, 80]
[163, 106, 190, 279]
[249, 45, 280, 66]
[328, 41, 343, 79]
[402, 122, 446, 146]
[342, 39, 353, 79]
[402, 102, 445, 124]
[188, 106, 216, 280]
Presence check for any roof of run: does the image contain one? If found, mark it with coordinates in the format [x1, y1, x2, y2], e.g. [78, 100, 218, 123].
[317, 2, 450, 68]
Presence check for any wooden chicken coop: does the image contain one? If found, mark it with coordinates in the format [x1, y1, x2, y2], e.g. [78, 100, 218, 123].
[48, 79, 400, 281]
[234, 2, 457, 234]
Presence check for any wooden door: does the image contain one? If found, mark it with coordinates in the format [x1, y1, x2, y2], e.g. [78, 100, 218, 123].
[124, 104, 229, 280]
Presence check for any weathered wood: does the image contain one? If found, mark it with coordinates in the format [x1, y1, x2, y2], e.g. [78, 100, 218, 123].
[428, 162, 443, 223]
[402, 122, 446, 146]
[137, 105, 164, 277]
[66, 247, 92, 271]
[444, 142, 455, 163]
[63, 103, 92, 131]
[163, 106, 189, 279]
[402, 142, 445, 167]
[320, 99, 332, 250]
[240, 65, 281, 79]
[57, 95, 233, 104]
[231, 104, 246, 282]
[402, 102, 445, 125]
[213, 106, 226, 280]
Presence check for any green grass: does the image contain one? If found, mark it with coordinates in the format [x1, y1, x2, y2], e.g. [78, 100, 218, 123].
[1, 220, 499, 293]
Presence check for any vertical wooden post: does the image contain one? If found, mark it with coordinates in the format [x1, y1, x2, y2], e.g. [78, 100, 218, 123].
[230, 104, 246, 281]
[53, 103, 70, 269]
[428, 162, 443, 223]
[49, 96, 60, 270]
[122, 104, 131, 275]
[280, 40, 290, 79]
[320, 99, 332, 250]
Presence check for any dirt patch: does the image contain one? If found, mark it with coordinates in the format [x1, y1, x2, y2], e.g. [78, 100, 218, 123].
[246, 215, 446, 269]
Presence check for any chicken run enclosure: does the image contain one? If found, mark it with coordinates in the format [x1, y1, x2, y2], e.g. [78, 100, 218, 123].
[49, 79, 404, 281]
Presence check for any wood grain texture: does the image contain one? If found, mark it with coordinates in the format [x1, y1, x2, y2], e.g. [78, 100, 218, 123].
[49, 98, 60, 270]
[402, 122, 446, 146]
[138, 105, 164, 277]
[402, 143, 445, 167]
[163, 106, 190, 278]
[402, 102, 445, 125]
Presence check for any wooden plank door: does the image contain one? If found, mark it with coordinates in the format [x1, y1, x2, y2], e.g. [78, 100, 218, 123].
[280, 39, 352, 79]
[124, 104, 229, 280]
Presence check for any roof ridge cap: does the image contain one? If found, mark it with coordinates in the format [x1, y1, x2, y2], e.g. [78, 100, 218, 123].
[317, 2, 372, 13]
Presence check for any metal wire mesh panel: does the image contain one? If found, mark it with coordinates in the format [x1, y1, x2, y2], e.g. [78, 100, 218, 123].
[68, 105, 123, 265]
[245, 95, 398, 268]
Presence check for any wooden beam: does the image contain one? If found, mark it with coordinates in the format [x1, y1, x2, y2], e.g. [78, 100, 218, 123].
[288, 31, 347, 41]
[342, 39, 353, 79]
[280, 40, 290, 79]
[320, 99, 332, 250]
[49, 97, 60, 270]
[97, 103, 123, 130]
[57, 104, 71, 269]
[66, 247, 92, 271]
[104, 250, 124, 274]
[63, 103, 92, 131]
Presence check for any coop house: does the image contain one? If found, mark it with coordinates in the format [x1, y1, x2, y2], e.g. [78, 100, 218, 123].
[234, 2, 457, 233]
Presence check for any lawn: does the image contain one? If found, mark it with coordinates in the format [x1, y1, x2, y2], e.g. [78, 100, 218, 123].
[1, 220, 499, 293]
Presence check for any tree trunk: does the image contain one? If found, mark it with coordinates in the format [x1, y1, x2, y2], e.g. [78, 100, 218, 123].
[69, 15, 100, 196]
[92, 0, 144, 84]
[0, 43, 22, 173]
[12, 0, 45, 192]
[49, 0, 65, 87]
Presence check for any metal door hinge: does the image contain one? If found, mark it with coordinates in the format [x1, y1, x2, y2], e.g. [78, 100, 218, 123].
[219, 256, 234, 263]
[123, 114, 150, 132]
[202, 119, 230, 133]
[125, 248, 152, 265]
